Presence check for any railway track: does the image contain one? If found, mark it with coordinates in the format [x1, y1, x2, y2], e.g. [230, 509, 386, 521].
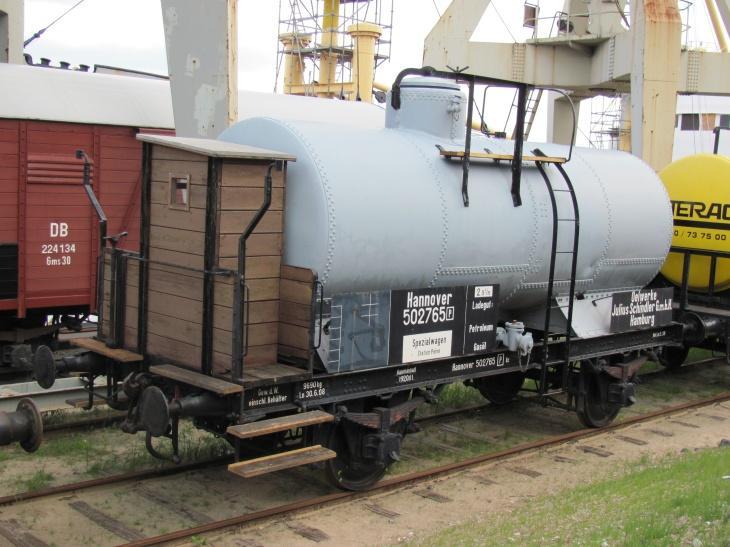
[0, 397, 498, 510]
[0, 454, 233, 508]
[0, 376, 108, 413]
[1, 383, 728, 546]
[124, 392, 730, 547]
[0, 357, 724, 506]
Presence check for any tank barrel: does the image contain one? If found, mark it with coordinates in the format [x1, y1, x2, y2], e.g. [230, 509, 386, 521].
[0, 399, 43, 452]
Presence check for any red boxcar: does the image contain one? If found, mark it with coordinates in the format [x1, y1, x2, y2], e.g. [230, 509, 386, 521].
[0, 64, 173, 364]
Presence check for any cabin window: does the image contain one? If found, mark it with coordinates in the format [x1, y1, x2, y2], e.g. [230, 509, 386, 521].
[720, 114, 730, 129]
[169, 174, 190, 210]
[701, 114, 716, 131]
[680, 114, 700, 131]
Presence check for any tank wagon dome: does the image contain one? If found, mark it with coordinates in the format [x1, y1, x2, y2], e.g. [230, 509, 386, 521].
[220, 76, 673, 318]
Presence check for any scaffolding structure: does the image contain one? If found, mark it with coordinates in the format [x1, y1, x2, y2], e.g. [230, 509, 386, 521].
[589, 95, 627, 150]
[275, 0, 393, 102]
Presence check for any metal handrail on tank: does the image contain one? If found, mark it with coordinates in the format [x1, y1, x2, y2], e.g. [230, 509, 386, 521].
[391, 66, 531, 208]
[480, 85, 577, 161]
[390, 67, 578, 208]
[539, 88, 577, 162]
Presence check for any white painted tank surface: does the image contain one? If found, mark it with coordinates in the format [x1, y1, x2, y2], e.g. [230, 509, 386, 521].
[220, 77, 673, 313]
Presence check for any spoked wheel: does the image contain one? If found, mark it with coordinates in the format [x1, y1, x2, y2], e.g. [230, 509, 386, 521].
[474, 371, 525, 405]
[324, 421, 387, 491]
[657, 344, 689, 371]
[576, 365, 621, 428]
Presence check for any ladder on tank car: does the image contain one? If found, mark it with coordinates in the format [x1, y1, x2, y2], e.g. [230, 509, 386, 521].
[533, 149, 580, 405]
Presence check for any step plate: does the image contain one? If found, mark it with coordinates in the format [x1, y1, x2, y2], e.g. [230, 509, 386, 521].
[227, 410, 334, 439]
[228, 445, 336, 479]
[70, 338, 143, 362]
[149, 364, 242, 395]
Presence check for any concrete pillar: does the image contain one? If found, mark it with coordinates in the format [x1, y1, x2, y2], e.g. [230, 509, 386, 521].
[630, 0, 681, 171]
[0, 0, 24, 64]
[161, 0, 238, 138]
[347, 22, 381, 102]
[547, 92, 580, 145]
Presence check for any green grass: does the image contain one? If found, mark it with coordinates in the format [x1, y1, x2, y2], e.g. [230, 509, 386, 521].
[15, 470, 54, 491]
[413, 447, 730, 546]
[437, 382, 484, 408]
[687, 348, 715, 363]
[82, 421, 231, 477]
[35, 433, 99, 459]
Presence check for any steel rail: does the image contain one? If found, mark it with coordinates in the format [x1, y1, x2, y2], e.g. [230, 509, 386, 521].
[0, 377, 107, 413]
[0, 455, 232, 508]
[123, 391, 730, 547]
[44, 413, 126, 433]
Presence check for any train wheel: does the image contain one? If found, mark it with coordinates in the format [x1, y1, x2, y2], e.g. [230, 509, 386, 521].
[474, 372, 525, 405]
[576, 366, 621, 428]
[324, 421, 387, 491]
[657, 345, 689, 371]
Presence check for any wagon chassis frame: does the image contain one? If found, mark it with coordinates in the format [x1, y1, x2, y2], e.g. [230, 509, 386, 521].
[231, 322, 683, 416]
[72, 321, 683, 422]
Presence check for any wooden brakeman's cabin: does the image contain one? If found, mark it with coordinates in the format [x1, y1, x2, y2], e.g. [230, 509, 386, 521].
[98, 134, 316, 385]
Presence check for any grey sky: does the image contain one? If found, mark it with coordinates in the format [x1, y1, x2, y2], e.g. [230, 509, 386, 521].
[21, 1, 721, 144]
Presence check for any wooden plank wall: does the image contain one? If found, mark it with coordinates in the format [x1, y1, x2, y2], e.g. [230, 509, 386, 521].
[143, 146, 209, 368]
[119, 145, 314, 376]
[279, 265, 315, 361]
[211, 162, 285, 377]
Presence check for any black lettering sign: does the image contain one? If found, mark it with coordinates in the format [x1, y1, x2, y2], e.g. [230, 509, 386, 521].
[389, 286, 466, 364]
[388, 285, 500, 364]
[464, 285, 499, 354]
[610, 288, 674, 333]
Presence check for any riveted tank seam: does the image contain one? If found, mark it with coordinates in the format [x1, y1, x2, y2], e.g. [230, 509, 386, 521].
[601, 257, 666, 265]
[574, 151, 612, 288]
[397, 131, 449, 288]
[483, 138, 541, 306]
[438, 264, 530, 276]
[275, 119, 337, 286]
[520, 279, 593, 290]
[448, 96, 462, 141]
